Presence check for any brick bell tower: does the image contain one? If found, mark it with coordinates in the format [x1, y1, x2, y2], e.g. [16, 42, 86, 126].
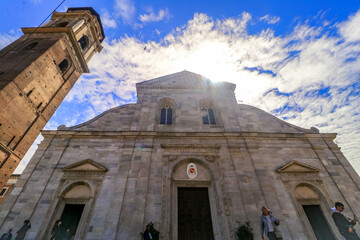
[0, 8, 105, 190]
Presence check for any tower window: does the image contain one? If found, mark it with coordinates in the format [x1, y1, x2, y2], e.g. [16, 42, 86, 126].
[58, 59, 69, 73]
[58, 21, 69, 27]
[160, 106, 173, 125]
[78, 35, 89, 50]
[24, 42, 39, 50]
[26, 90, 33, 97]
[37, 102, 43, 109]
[202, 107, 216, 125]
[0, 187, 8, 197]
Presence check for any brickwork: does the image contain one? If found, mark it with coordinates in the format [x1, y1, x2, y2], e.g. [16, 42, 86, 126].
[0, 8, 104, 191]
[0, 174, 19, 205]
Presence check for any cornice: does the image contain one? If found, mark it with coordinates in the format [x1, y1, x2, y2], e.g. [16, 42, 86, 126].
[161, 144, 221, 149]
[40, 130, 337, 139]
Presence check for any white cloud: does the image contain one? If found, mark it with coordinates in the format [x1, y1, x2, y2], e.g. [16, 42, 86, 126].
[338, 10, 360, 42]
[114, 0, 136, 24]
[0, 31, 20, 50]
[13, 134, 43, 174]
[19, 10, 359, 175]
[139, 8, 171, 23]
[260, 14, 280, 24]
[101, 9, 117, 28]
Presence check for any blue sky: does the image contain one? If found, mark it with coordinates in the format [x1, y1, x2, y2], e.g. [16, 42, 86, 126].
[0, 0, 360, 174]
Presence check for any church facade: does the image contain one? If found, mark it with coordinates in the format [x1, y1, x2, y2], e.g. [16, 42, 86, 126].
[1, 71, 360, 240]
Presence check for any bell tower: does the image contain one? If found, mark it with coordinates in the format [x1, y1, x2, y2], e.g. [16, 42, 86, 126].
[0, 8, 105, 189]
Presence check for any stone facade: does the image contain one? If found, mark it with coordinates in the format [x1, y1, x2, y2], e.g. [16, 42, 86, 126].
[0, 8, 104, 190]
[1, 71, 360, 240]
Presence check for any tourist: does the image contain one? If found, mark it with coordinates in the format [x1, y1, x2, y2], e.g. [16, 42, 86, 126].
[0, 229, 12, 240]
[143, 224, 153, 240]
[332, 202, 359, 240]
[260, 206, 280, 240]
[15, 220, 31, 240]
[50, 220, 63, 240]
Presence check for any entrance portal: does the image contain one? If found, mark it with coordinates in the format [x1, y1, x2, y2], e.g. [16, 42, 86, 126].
[178, 187, 214, 240]
[303, 205, 336, 240]
[60, 204, 85, 237]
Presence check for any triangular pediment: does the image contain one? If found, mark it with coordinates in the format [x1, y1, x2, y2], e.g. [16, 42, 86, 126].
[138, 71, 208, 87]
[136, 71, 236, 92]
[277, 161, 319, 173]
[62, 159, 108, 172]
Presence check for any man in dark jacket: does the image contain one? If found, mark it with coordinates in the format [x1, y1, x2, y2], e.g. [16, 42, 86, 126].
[15, 220, 31, 240]
[332, 202, 359, 240]
[0, 229, 12, 240]
[143, 224, 153, 240]
[51, 220, 63, 240]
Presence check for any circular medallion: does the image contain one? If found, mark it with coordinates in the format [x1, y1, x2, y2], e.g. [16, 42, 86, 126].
[186, 163, 198, 179]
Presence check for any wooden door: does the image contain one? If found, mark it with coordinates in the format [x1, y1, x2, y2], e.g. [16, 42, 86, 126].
[178, 187, 214, 240]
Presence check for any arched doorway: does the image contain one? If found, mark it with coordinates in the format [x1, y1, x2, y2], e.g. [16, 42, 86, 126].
[295, 184, 336, 240]
[44, 182, 93, 240]
[59, 183, 91, 238]
[170, 159, 222, 240]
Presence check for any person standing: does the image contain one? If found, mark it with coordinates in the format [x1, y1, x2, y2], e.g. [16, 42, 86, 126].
[0, 229, 12, 240]
[15, 220, 31, 240]
[332, 202, 360, 240]
[260, 206, 280, 240]
[50, 220, 63, 240]
[143, 224, 153, 240]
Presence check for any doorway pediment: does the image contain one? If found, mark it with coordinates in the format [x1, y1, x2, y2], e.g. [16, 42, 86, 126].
[62, 159, 108, 172]
[277, 160, 320, 173]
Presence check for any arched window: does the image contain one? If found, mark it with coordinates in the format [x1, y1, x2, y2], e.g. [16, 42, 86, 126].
[202, 106, 216, 125]
[0, 187, 8, 197]
[58, 59, 69, 73]
[78, 35, 89, 50]
[160, 106, 172, 125]
[58, 21, 69, 27]
[24, 42, 39, 50]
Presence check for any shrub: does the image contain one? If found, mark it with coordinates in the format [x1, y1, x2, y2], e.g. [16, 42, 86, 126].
[236, 221, 254, 240]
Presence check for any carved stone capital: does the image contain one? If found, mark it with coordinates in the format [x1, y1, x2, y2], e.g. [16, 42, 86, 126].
[205, 155, 215, 162]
